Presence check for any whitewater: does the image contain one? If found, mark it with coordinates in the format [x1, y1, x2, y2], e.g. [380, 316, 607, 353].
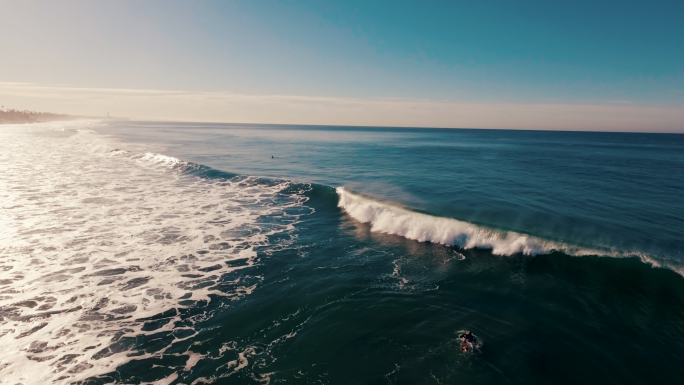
[0, 121, 308, 383]
[335, 187, 682, 275]
[1, 120, 683, 385]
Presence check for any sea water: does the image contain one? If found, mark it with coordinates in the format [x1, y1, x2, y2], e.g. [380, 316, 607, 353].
[1, 120, 682, 384]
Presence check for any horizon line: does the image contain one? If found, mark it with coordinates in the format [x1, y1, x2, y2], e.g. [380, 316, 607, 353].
[2, 81, 684, 133]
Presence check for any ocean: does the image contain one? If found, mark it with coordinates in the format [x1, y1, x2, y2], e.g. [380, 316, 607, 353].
[1, 120, 683, 384]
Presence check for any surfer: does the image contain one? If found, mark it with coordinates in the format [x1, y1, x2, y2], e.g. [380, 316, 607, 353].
[458, 330, 478, 353]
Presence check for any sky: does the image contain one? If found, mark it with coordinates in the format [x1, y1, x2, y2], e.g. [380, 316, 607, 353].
[1, 0, 683, 131]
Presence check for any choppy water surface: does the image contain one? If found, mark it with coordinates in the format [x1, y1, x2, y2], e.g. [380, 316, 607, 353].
[1, 120, 683, 385]
[0, 122, 308, 383]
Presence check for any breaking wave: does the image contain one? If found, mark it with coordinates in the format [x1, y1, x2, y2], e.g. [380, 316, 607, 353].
[1, 121, 681, 384]
[336, 187, 683, 275]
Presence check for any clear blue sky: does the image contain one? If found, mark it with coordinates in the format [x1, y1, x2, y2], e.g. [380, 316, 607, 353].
[1, 0, 683, 130]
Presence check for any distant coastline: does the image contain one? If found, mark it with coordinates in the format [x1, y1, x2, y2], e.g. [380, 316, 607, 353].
[0, 108, 72, 124]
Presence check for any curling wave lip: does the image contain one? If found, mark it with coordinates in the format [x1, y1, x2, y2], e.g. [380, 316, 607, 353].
[336, 186, 682, 276]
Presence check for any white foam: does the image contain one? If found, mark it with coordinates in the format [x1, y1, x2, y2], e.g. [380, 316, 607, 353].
[338, 188, 684, 276]
[0, 122, 309, 384]
[139, 152, 184, 168]
[337, 187, 613, 257]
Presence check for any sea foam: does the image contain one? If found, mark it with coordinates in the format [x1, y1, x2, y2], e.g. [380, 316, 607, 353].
[0, 122, 309, 384]
[337, 187, 684, 276]
[337, 187, 608, 257]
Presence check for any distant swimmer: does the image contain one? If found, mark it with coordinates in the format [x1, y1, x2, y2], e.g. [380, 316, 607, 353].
[271, 155, 274, 159]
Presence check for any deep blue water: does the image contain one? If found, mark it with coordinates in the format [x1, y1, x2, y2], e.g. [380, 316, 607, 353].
[103, 121, 684, 266]
[85, 121, 684, 384]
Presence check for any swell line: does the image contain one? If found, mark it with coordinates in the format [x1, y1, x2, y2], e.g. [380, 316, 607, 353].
[336, 187, 683, 277]
[106, 140, 683, 277]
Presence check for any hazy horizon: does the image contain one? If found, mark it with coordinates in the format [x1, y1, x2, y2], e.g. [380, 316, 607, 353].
[1, 0, 683, 132]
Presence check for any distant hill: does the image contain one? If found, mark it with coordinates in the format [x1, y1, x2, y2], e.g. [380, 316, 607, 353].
[0, 108, 71, 123]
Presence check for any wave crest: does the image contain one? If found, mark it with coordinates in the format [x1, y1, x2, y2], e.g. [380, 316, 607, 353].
[336, 187, 604, 257]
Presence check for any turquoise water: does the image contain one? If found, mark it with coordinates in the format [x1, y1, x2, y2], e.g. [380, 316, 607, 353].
[2, 121, 682, 384]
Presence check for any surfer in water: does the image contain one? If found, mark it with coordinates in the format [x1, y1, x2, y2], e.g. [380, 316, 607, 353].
[458, 330, 479, 353]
